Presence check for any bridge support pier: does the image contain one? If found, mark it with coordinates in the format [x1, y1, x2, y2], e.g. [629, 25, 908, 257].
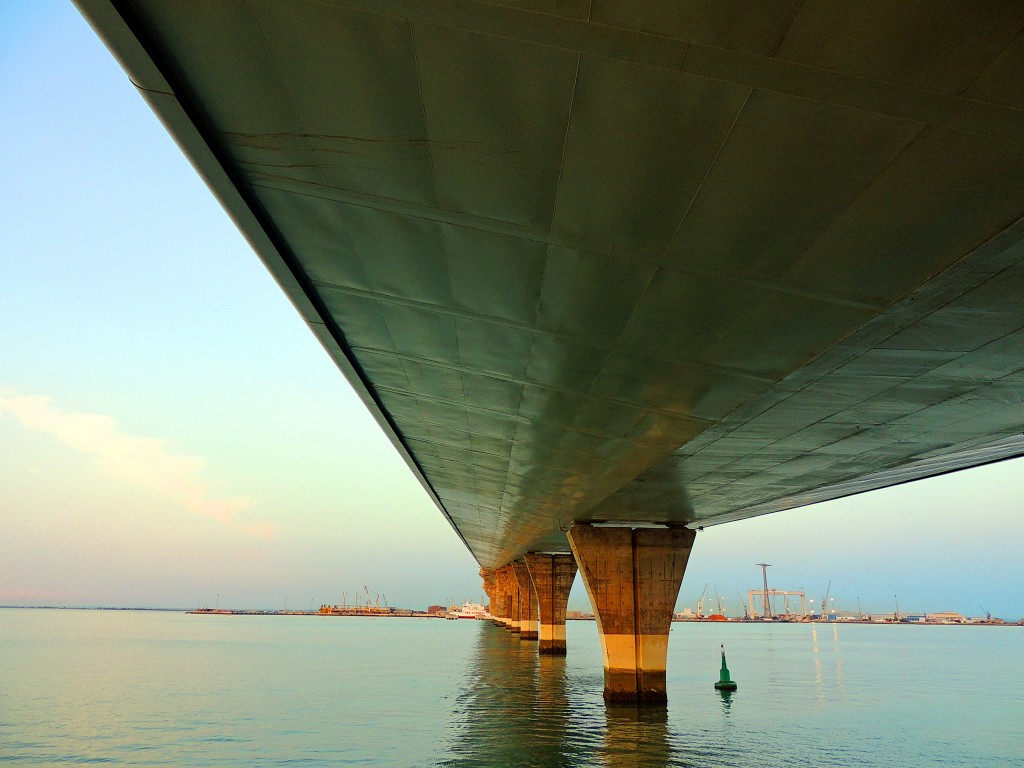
[494, 566, 513, 628]
[479, 568, 495, 616]
[524, 553, 577, 654]
[511, 560, 538, 640]
[567, 523, 695, 704]
[490, 567, 504, 626]
[508, 566, 522, 633]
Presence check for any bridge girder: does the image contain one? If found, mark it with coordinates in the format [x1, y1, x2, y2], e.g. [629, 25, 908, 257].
[77, 1, 1024, 568]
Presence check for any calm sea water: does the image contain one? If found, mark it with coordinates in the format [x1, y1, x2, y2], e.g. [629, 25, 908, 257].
[1, 609, 1021, 766]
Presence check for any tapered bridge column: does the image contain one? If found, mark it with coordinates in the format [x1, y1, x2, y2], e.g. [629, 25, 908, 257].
[511, 560, 538, 640]
[489, 567, 503, 626]
[495, 565, 516, 630]
[567, 524, 696, 705]
[493, 566, 508, 627]
[524, 553, 577, 655]
[507, 566, 522, 633]
[479, 568, 495, 615]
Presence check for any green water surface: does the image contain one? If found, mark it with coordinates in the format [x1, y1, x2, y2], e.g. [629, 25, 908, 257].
[1, 609, 1020, 766]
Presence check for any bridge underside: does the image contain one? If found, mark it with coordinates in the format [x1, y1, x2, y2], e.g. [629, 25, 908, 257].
[79, 1, 1024, 571]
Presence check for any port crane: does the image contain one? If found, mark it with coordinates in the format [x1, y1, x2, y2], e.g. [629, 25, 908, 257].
[747, 589, 806, 618]
[737, 593, 750, 619]
[756, 563, 772, 618]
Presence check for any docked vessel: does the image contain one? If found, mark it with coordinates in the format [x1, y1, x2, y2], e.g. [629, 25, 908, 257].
[448, 602, 490, 620]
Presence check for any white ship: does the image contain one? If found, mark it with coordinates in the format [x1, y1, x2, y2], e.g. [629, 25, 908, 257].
[448, 601, 491, 619]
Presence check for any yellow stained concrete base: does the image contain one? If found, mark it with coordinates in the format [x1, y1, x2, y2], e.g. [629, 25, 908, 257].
[600, 632, 669, 703]
[539, 623, 566, 643]
[637, 634, 669, 671]
[538, 623, 567, 654]
[600, 632, 638, 672]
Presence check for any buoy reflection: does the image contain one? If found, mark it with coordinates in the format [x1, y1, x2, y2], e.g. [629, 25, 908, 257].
[717, 688, 734, 715]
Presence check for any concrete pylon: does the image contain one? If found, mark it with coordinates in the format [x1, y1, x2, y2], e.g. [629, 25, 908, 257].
[524, 553, 577, 654]
[489, 568, 503, 625]
[479, 568, 495, 614]
[510, 560, 538, 640]
[507, 566, 522, 633]
[494, 566, 514, 628]
[567, 523, 696, 705]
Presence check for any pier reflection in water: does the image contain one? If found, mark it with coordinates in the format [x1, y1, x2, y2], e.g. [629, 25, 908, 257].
[441, 623, 690, 767]
[436, 620, 1022, 768]
[2, 611, 1018, 766]
[441, 622, 598, 766]
[601, 706, 671, 767]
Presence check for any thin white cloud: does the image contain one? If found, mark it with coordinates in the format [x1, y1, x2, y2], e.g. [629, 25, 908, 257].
[0, 389, 274, 538]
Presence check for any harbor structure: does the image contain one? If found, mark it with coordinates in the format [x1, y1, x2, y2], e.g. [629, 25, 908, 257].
[748, 589, 808, 620]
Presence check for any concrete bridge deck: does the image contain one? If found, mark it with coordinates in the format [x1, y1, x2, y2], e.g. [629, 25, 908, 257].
[77, 0, 1024, 702]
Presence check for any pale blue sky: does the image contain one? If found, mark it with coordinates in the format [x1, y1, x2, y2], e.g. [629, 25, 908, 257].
[1, 2, 1021, 619]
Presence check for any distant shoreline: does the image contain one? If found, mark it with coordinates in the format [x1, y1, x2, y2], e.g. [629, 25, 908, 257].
[3, 605, 1020, 624]
[0, 605, 186, 612]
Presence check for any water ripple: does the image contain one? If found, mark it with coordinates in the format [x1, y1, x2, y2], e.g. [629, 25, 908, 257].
[1, 611, 1021, 766]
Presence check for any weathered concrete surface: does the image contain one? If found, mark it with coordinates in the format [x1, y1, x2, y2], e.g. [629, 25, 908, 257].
[568, 524, 695, 704]
[76, 1, 1024, 707]
[80, 0, 1024, 572]
[511, 560, 539, 640]
[507, 565, 522, 633]
[494, 566, 514, 628]
[524, 553, 577, 654]
[479, 568, 495, 614]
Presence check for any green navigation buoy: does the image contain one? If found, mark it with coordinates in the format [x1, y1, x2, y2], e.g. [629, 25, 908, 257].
[714, 644, 738, 691]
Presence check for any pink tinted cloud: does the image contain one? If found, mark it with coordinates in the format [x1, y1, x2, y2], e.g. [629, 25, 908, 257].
[0, 390, 274, 538]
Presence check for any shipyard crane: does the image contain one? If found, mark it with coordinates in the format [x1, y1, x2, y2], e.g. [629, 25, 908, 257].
[756, 564, 772, 619]
[696, 584, 708, 618]
[748, 588, 806, 618]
